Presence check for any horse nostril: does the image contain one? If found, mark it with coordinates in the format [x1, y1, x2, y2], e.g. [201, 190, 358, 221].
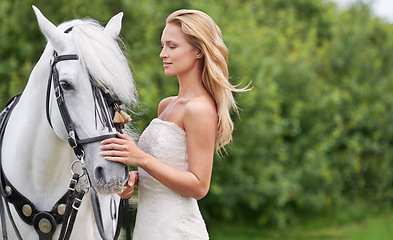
[95, 166, 106, 182]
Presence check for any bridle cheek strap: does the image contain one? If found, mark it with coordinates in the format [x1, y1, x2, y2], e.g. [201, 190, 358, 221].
[45, 52, 79, 130]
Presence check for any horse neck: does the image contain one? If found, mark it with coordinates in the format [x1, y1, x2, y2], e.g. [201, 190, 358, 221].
[2, 47, 74, 207]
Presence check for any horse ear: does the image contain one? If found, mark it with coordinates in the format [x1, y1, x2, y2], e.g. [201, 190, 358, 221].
[104, 12, 123, 39]
[32, 5, 66, 52]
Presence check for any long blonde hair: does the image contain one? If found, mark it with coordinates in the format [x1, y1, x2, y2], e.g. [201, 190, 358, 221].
[166, 9, 246, 152]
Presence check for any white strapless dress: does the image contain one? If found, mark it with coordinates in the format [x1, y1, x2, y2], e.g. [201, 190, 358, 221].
[132, 118, 209, 240]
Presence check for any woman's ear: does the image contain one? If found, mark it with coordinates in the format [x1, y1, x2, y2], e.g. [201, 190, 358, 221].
[196, 51, 204, 59]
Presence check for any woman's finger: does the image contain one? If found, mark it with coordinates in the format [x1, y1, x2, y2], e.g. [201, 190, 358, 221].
[100, 143, 126, 151]
[100, 150, 126, 157]
[116, 132, 131, 140]
[101, 137, 126, 145]
[102, 156, 128, 164]
[129, 171, 139, 188]
[118, 185, 134, 199]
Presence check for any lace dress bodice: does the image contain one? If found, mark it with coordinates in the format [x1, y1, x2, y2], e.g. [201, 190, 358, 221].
[132, 118, 209, 240]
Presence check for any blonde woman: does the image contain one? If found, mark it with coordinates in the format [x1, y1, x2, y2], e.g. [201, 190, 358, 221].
[101, 9, 246, 239]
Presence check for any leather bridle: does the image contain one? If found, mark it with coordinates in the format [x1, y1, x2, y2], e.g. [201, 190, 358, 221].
[46, 50, 118, 159]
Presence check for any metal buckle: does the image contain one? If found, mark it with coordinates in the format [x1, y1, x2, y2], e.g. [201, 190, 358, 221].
[54, 86, 63, 101]
[72, 198, 82, 210]
[69, 178, 78, 191]
[67, 131, 77, 148]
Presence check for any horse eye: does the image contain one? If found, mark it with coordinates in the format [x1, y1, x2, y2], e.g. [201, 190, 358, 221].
[60, 80, 74, 91]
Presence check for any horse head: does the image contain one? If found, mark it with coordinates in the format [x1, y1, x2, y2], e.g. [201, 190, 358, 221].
[32, 6, 138, 195]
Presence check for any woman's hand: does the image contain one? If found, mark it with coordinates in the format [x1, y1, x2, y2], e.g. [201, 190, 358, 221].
[118, 171, 139, 199]
[100, 132, 146, 167]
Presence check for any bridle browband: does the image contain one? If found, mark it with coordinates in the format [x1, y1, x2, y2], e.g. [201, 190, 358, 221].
[0, 26, 131, 240]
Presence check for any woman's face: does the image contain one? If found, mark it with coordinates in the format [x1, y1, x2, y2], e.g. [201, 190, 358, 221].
[160, 23, 201, 77]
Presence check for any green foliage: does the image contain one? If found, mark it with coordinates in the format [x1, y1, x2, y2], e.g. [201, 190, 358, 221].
[197, 0, 393, 228]
[2, 0, 393, 228]
[209, 204, 393, 240]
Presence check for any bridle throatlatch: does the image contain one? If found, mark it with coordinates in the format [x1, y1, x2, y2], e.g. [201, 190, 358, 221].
[0, 26, 132, 240]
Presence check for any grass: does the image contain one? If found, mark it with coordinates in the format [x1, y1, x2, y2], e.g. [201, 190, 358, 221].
[286, 214, 393, 240]
[208, 207, 393, 240]
[120, 202, 393, 239]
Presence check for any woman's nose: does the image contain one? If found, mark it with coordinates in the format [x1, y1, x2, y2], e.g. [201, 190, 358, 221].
[160, 47, 167, 59]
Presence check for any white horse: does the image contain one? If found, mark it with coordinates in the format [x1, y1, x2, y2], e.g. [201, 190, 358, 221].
[0, 6, 137, 240]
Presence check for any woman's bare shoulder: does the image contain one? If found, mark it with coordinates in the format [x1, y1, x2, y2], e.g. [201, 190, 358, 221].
[183, 96, 218, 129]
[158, 96, 176, 116]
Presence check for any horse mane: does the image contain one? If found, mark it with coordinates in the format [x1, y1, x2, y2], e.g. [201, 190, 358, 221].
[57, 18, 138, 107]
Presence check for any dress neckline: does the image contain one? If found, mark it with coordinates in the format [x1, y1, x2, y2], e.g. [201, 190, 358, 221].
[152, 118, 186, 134]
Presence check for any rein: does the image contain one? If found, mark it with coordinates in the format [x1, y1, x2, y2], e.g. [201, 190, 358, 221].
[0, 27, 132, 240]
